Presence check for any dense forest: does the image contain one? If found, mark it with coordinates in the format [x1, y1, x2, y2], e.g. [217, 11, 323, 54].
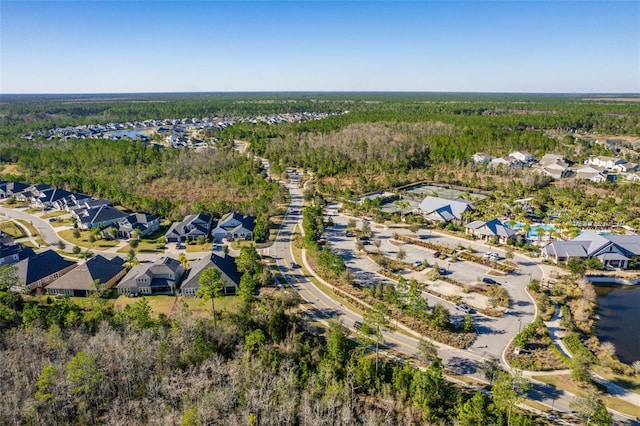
[0, 264, 542, 426]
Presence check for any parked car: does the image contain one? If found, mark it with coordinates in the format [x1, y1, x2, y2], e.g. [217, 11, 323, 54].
[482, 277, 499, 285]
[346, 232, 355, 237]
[175, 243, 186, 250]
[456, 304, 474, 314]
[433, 251, 441, 258]
[483, 252, 493, 259]
[48, 218, 56, 222]
[290, 262, 301, 269]
[489, 253, 499, 260]
[437, 268, 447, 275]
[413, 260, 423, 267]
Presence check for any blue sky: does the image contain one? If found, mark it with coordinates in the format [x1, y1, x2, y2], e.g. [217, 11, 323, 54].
[1, 1, 638, 93]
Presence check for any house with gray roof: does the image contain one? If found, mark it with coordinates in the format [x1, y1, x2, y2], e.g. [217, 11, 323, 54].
[165, 214, 212, 243]
[211, 212, 254, 243]
[103, 212, 160, 239]
[465, 218, 517, 244]
[31, 187, 74, 209]
[418, 196, 474, 223]
[542, 232, 640, 270]
[0, 242, 35, 266]
[117, 257, 184, 295]
[73, 205, 129, 230]
[0, 182, 30, 199]
[45, 255, 126, 297]
[14, 250, 77, 292]
[180, 253, 239, 296]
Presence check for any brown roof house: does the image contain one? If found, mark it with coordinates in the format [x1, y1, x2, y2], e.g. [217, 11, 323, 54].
[45, 255, 126, 297]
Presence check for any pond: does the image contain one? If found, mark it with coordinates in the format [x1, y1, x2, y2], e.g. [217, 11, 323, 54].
[595, 284, 640, 365]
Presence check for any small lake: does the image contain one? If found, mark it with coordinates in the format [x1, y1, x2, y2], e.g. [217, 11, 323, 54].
[595, 284, 640, 364]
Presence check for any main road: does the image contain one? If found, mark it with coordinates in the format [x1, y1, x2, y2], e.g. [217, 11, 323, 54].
[263, 171, 637, 425]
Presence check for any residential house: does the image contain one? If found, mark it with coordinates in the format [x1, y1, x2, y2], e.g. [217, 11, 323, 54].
[574, 165, 607, 183]
[533, 157, 571, 179]
[45, 255, 126, 297]
[18, 184, 53, 202]
[509, 151, 535, 163]
[0, 241, 35, 266]
[585, 156, 628, 171]
[117, 257, 184, 295]
[165, 214, 212, 243]
[417, 196, 474, 223]
[51, 192, 93, 211]
[539, 154, 566, 164]
[465, 218, 517, 244]
[103, 212, 160, 239]
[0, 182, 30, 199]
[489, 156, 523, 168]
[472, 152, 493, 164]
[180, 253, 239, 296]
[542, 232, 640, 270]
[68, 198, 113, 214]
[31, 187, 74, 209]
[612, 162, 638, 173]
[211, 212, 255, 243]
[73, 205, 129, 230]
[626, 172, 640, 182]
[14, 250, 76, 292]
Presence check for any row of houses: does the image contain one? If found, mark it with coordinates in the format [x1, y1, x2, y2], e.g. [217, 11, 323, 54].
[164, 212, 255, 244]
[415, 195, 640, 270]
[40, 252, 238, 298]
[26, 112, 342, 142]
[1, 230, 239, 298]
[0, 181, 255, 244]
[472, 152, 640, 182]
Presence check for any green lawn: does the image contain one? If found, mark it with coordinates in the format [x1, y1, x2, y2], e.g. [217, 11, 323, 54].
[16, 219, 39, 236]
[114, 295, 177, 319]
[41, 210, 67, 219]
[59, 229, 119, 250]
[113, 294, 241, 320]
[180, 295, 242, 317]
[0, 220, 26, 238]
[24, 208, 43, 214]
[533, 374, 640, 417]
[117, 240, 165, 254]
[593, 366, 640, 396]
[185, 242, 212, 252]
[229, 239, 254, 250]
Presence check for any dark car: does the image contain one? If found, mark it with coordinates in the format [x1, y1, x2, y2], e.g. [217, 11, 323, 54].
[482, 277, 499, 285]
[433, 251, 441, 258]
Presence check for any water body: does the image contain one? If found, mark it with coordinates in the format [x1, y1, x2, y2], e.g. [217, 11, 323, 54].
[595, 284, 640, 364]
[106, 129, 148, 138]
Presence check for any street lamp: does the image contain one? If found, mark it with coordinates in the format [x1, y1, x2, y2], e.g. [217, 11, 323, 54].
[518, 318, 522, 333]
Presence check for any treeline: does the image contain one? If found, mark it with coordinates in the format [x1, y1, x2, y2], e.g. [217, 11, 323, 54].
[0, 138, 285, 221]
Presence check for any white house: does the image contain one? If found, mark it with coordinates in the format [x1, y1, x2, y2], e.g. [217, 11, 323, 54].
[472, 152, 493, 164]
[509, 151, 535, 163]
